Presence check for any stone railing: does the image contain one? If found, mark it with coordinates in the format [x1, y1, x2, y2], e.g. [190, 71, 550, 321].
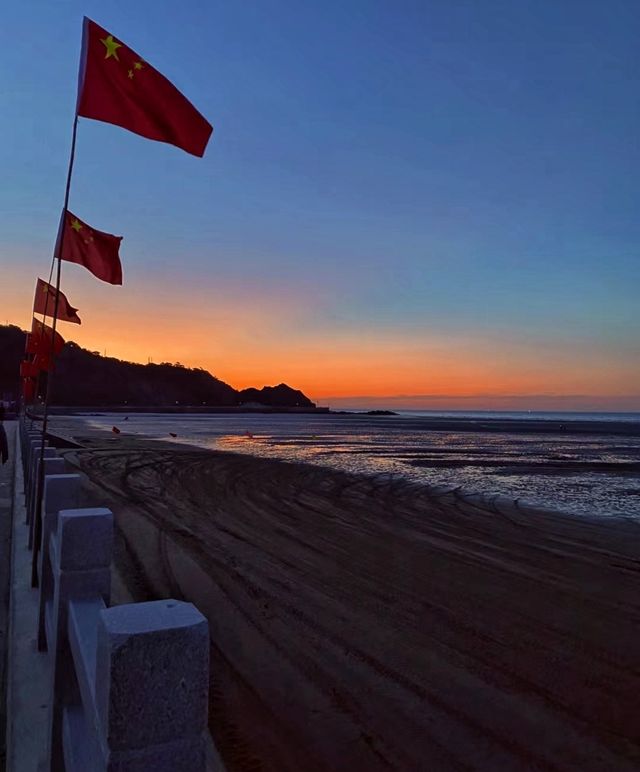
[19, 419, 210, 771]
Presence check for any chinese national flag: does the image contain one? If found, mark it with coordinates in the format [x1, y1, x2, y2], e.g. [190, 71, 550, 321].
[25, 334, 38, 355]
[56, 210, 123, 285]
[33, 352, 55, 373]
[22, 378, 36, 403]
[33, 278, 81, 324]
[20, 360, 39, 378]
[77, 18, 213, 157]
[31, 318, 66, 357]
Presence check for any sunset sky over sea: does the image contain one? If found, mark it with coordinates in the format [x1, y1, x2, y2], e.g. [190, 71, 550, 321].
[2, 0, 638, 409]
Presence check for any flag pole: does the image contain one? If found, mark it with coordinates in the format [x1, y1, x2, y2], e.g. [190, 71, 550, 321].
[31, 114, 79, 586]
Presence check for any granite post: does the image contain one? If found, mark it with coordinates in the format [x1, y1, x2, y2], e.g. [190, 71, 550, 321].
[37, 474, 82, 651]
[47, 508, 113, 771]
[95, 600, 210, 771]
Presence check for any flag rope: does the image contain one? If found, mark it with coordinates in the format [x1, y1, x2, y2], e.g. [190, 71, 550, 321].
[31, 114, 79, 587]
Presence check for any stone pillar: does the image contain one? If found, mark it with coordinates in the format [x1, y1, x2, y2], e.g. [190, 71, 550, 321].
[23, 430, 41, 476]
[38, 474, 82, 651]
[47, 508, 113, 772]
[26, 444, 55, 524]
[28, 456, 66, 549]
[25, 437, 46, 501]
[22, 429, 40, 472]
[95, 600, 209, 770]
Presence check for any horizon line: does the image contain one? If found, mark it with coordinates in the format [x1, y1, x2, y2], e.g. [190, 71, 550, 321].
[315, 393, 640, 401]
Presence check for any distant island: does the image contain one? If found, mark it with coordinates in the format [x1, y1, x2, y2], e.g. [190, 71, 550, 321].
[0, 324, 317, 410]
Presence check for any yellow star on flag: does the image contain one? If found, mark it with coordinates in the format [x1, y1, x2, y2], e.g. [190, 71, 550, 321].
[101, 35, 122, 60]
[71, 218, 83, 232]
[134, 61, 143, 70]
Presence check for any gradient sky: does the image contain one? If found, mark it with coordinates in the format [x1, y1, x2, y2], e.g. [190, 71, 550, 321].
[1, 0, 639, 408]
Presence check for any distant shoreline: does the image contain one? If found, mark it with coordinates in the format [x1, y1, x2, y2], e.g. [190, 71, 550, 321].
[38, 405, 331, 415]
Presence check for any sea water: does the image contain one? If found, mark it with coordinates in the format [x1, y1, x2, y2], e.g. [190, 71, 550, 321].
[77, 411, 640, 518]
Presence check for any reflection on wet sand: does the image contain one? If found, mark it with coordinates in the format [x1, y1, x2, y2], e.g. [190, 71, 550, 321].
[55, 412, 640, 516]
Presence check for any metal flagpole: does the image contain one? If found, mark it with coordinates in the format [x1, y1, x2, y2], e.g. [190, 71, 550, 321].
[31, 114, 79, 586]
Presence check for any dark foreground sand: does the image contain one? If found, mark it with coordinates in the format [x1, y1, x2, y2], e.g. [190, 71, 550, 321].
[54, 431, 640, 772]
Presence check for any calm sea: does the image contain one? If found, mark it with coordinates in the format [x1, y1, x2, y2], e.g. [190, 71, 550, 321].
[75, 410, 640, 518]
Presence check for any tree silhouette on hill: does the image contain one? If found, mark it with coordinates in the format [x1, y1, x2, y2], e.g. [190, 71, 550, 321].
[0, 325, 315, 408]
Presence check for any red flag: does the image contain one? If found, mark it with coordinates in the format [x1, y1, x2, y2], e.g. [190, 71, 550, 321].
[20, 361, 39, 378]
[25, 334, 38, 355]
[56, 210, 123, 285]
[31, 318, 66, 356]
[32, 352, 55, 373]
[77, 18, 213, 157]
[22, 378, 36, 403]
[33, 278, 81, 324]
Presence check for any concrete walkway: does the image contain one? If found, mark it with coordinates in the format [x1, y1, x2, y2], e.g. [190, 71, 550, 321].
[5, 425, 49, 772]
[0, 422, 15, 771]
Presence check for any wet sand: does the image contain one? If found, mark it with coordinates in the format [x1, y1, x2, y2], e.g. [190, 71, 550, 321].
[52, 428, 640, 772]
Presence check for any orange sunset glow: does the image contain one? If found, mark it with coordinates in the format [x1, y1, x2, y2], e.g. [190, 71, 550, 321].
[3, 268, 638, 410]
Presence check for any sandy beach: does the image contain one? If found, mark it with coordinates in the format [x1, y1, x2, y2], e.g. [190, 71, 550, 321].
[50, 424, 640, 772]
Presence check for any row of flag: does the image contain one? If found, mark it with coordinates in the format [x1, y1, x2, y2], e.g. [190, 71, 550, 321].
[21, 17, 213, 405]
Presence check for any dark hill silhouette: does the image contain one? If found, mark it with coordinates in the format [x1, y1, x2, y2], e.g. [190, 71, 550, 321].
[0, 325, 315, 408]
[238, 384, 312, 407]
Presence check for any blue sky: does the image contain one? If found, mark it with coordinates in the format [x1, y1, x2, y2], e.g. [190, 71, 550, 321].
[1, 0, 638, 405]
